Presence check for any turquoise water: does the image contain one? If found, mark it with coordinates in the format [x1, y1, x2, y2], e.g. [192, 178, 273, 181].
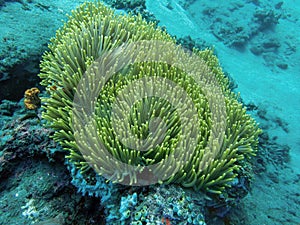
[0, 0, 299, 224]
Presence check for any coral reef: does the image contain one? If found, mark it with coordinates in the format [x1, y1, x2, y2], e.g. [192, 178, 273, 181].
[1, 97, 297, 224]
[106, 0, 145, 11]
[103, 0, 158, 23]
[69, 165, 208, 225]
[126, 185, 207, 225]
[0, 0, 83, 102]
[181, 0, 297, 70]
[0, 99, 105, 224]
[207, 4, 282, 48]
[1, 1, 300, 225]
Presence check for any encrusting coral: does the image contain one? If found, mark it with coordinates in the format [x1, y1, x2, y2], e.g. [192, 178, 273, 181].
[39, 1, 261, 194]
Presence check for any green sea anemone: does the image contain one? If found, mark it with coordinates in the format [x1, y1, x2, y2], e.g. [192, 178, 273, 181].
[39, 1, 261, 194]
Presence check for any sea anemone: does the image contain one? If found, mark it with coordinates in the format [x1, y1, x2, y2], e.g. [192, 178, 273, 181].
[39, 1, 261, 194]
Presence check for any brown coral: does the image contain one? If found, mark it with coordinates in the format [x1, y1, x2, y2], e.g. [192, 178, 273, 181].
[24, 87, 41, 110]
